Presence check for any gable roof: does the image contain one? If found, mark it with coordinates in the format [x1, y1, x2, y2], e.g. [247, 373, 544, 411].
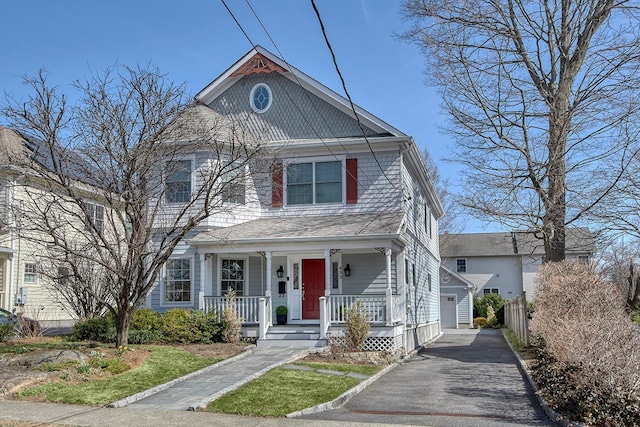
[195, 46, 405, 138]
[440, 228, 596, 258]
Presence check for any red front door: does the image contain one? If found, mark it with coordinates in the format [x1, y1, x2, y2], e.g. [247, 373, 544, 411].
[302, 259, 325, 319]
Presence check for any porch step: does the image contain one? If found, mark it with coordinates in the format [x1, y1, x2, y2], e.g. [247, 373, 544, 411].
[258, 325, 327, 348]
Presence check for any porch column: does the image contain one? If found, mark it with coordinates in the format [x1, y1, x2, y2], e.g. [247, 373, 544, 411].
[324, 249, 331, 296]
[265, 251, 273, 327]
[199, 253, 206, 310]
[386, 248, 393, 326]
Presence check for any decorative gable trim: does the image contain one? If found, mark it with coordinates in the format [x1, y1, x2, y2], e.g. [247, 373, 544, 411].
[230, 53, 287, 77]
[346, 158, 358, 204]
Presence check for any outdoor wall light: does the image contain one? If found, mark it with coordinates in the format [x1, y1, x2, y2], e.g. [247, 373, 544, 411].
[344, 264, 351, 277]
[276, 265, 284, 278]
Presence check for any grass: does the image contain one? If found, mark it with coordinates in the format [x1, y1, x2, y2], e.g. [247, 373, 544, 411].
[17, 346, 218, 405]
[503, 328, 527, 353]
[207, 362, 382, 417]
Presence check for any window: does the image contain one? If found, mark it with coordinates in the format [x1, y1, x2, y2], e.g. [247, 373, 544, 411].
[428, 273, 432, 292]
[332, 262, 339, 289]
[250, 83, 272, 113]
[287, 161, 342, 205]
[578, 255, 590, 263]
[165, 259, 191, 303]
[222, 161, 245, 204]
[424, 205, 433, 239]
[86, 202, 104, 233]
[24, 263, 37, 283]
[221, 258, 245, 296]
[483, 288, 499, 295]
[456, 259, 467, 273]
[165, 160, 191, 204]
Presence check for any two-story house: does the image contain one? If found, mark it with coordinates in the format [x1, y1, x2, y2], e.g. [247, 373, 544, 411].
[145, 46, 444, 352]
[439, 228, 596, 328]
[0, 127, 111, 328]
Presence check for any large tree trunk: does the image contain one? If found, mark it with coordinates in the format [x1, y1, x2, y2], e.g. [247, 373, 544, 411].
[115, 309, 133, 347]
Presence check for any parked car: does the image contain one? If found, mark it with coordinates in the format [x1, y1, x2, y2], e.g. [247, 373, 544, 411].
[0, 307, 41, 335]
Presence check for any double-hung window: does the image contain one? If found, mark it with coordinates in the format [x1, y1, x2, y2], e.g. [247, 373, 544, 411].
[287, 160, 342, 205]
[165, 259, 191, 303]
[456, 258, 467, 273]
[221, 258, 245, 295]
[165, 160, 192, 204]
[86, 202, 104, 233]
[222, 161, 246, 204]
[24, 263, 37, 283]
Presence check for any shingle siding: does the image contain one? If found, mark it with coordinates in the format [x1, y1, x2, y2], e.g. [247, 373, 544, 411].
[207, 73, 382, 141]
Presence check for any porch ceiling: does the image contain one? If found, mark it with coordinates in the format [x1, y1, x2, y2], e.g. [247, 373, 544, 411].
[189, 212, 405, 250]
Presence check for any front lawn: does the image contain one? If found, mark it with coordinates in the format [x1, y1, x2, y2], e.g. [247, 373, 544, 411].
[16, 346, 217, 405]
[207, 361, 383, 417]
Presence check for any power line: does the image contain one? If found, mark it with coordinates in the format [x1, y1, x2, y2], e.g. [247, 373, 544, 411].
[220, 0, 404, 218]
[309, 0, 397, 190]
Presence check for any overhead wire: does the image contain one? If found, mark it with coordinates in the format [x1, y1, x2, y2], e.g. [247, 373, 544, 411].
[220, 0, 410, 226]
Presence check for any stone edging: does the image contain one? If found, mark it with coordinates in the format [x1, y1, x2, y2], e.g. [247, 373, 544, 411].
[108, 344, 257, 408]
[500, 329, 585, 427]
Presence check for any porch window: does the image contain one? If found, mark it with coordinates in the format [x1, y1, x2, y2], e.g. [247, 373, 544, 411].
[24, 263, 37, 283]
[165, 259, 191, 303]
[85, 202, 104, 233]
[456, 259, 467, 273]
[286, 160, 342, 205]
[222, 160, 245, 204]
[165, 160, 192, 204]
[332, 262, 339, 289]
[221, 258, 245, 296]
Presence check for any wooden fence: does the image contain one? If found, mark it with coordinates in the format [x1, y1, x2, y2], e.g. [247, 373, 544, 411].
[504, 292, 529, 346]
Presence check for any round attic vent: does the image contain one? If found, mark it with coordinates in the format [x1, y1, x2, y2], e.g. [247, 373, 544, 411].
[250, 83, 272, 113]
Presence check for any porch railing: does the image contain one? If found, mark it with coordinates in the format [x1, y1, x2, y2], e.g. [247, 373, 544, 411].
[200, 295, 264, 324]
[328, 294, 388, 324]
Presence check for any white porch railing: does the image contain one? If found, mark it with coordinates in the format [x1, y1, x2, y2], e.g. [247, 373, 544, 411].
[328, 294, 388, 324]
[200, 295, 264, 324]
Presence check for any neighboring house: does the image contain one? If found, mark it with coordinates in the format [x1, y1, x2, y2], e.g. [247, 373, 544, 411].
[439, 228, 596, 326]
[146, 46, 445, 352]
[0, 127, 109, 327]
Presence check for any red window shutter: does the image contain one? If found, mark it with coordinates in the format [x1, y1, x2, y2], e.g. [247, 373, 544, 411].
[272, 162, 283, 207]
[346, 158, 358, 204]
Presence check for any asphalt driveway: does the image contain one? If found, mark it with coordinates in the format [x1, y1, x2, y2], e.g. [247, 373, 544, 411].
[301, 329, 556, 427]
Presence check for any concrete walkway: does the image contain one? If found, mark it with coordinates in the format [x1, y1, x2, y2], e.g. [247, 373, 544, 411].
[119, 346, 308, 411]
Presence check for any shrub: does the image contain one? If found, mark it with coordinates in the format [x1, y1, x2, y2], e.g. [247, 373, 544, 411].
[221, 289, 242, 344]
[275, 305, 288, 316]
[162, 308, 203, 343]
[473, 317, 487, 327]
[344, 300, 370, 351]
[190, 309, 222, 343]
[127, 329, 164, 344]
[69, 315, 115, 342]
[131, 308, 163, 331]
[485, 305, 498, 328]
[474, 293, 504, 320]
[530, 261, 640, 426]
[0, 323, 15, 342]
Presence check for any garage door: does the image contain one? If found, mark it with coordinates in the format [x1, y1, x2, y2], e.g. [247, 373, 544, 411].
[440, 295, 457, 328]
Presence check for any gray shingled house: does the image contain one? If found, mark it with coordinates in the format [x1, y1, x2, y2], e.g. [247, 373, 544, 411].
[439, 228, 596, 328]
[146, 47, 444, 352]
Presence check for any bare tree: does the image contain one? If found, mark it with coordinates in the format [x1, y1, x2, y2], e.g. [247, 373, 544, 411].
[421, 147, 461, 235]
[401, 0, 640, 261]
[598, 237, 640, 311]
[2, 66, 271, 346]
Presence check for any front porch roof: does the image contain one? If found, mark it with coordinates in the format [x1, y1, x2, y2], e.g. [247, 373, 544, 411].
[189, 212, 405, 249]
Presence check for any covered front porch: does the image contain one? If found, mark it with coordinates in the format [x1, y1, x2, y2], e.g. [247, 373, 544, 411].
[189, 213, 408, 350]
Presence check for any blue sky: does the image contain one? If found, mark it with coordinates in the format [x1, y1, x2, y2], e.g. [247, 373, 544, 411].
[0, 0, 495, 232]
